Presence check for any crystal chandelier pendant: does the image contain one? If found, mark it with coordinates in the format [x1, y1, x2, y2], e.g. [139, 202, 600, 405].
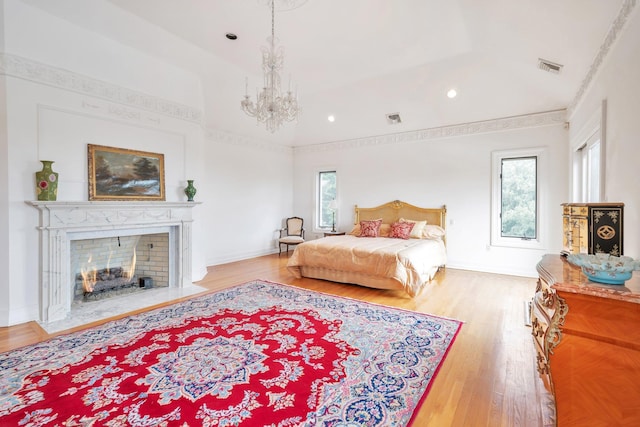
[241, 0, 301, 133]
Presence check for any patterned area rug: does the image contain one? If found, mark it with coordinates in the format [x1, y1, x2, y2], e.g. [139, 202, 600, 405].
[0, 280, 462, 426]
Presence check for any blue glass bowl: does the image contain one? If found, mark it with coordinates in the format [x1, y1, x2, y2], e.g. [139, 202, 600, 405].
[581, 267, 632, 285]
[567, 253, 640, 285]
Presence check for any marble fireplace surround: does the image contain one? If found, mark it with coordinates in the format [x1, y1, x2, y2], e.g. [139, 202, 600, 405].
[29, 201, 198, 324]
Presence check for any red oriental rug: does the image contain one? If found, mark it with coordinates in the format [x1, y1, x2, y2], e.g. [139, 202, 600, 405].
[0, 280, 461, 426]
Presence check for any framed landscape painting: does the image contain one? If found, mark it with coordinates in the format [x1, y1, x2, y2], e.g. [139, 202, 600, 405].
[88, 144, 165, 201]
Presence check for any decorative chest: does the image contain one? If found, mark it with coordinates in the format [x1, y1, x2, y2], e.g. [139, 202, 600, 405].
[532, 254, 640, 426]
[561, 203, 623, 256]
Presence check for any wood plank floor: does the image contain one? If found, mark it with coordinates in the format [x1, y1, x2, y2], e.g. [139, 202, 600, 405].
[0, 254, 547, 426]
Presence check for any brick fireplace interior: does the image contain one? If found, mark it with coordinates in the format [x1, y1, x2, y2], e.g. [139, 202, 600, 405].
[70, 232, 169, 302]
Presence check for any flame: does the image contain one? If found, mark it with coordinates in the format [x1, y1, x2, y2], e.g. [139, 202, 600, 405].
[80, 254, 97, 292]
[78, 243, 138, 294]
[126, 246, 137, 280]
[105, 246, 113, 275]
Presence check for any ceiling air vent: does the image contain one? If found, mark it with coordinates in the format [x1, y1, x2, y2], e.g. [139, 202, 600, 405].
[538, 58, 563, 74]
[386, 113, 402, 125]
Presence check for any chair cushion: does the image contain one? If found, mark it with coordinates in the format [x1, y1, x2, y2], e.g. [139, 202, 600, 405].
[279, 236, 304, 244]
[287, 218, 304, 235]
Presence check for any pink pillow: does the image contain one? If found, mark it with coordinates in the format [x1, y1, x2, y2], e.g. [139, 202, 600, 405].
[349, 223, 391, 236]
[389, 222, 415, 239]
[359, 219, 383, 237]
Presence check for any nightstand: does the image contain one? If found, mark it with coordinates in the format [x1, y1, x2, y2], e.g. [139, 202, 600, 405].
[323, 231, 345, 237]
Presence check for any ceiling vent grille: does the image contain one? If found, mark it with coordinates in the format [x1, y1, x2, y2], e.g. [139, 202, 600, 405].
[386, 113, 402, 124]
[538, 58, 563, 74]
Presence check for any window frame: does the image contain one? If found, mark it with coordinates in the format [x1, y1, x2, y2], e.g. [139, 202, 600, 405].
[571, 100, 606, 202]
[315, 169, 337, 232]
[491, 147, 546, 249]
[576, 133, 601, 202]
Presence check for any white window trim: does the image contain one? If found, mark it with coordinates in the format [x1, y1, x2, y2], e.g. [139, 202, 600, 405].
[313, 168, 338, 233]
[491, 147, 547, 250]
[570, 100, 606, 202]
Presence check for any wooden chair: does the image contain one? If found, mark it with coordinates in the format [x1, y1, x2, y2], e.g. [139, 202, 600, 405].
[279, 217, 305, 255]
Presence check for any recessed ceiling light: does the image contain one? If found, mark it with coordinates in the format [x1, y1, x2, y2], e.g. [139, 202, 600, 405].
[225, 33, 238, 40]
[447, 89, 457, 99]
[386, 113, 402, 124]
[328, 115, 335, 122]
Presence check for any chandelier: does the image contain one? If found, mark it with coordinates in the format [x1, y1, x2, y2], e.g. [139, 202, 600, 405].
[241, 0, 300, 133]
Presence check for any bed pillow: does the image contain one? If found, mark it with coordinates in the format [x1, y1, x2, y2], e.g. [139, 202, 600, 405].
[423, 224, 446, 240]
[378, 223, 391, 237]
[389, 221, 415, 239]
[348, 224, 360, 235]
[349, 223, 390, 237]
[399, 218, 427, 239]
[359, 219, 383, 237]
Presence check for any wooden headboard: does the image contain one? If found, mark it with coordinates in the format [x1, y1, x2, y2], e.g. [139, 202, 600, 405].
[354, 200, 447, 229]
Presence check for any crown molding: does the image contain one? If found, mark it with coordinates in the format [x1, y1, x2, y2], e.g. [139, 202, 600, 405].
[567, 0, 638, 116]
[206, 129, 293, 154]
[0, 52, 203, 124]
[294, 110, 566, 154]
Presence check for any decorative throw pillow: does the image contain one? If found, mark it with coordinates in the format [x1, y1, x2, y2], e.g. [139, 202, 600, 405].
[423, 224, 446, 240]
[399, 218, 427, 238]
[389, 222, 415, 239]
[359, 219, 383, 237]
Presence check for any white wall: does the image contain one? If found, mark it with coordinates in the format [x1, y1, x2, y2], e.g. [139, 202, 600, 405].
[0, 0, 210, 325]
[0, 1, 10, 328]
[203, 131, 294, 265]
[1, 0, 636, 326]
[293, 114, 569, 277]
[568, 5, 640, 258]
[0, 0, 296, 326]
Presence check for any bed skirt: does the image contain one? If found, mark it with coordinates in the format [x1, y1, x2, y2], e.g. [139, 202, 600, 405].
[292, 265, 442, 297]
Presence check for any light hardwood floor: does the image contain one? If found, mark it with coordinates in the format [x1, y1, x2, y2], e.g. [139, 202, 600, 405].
[0, 254, 548, 426]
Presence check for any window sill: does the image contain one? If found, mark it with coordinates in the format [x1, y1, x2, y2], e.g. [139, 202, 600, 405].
[490, 238, 545, 250]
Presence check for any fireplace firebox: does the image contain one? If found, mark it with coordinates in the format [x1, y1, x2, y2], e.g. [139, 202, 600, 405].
[71, 232, 170, 302]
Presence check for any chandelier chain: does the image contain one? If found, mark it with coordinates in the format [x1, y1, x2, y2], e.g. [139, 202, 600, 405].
[271, 0, 275, 40]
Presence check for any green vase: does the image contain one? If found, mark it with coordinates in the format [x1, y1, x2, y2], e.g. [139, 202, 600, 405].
[35, 160, 58, 201]
[184, 180, 196, 202]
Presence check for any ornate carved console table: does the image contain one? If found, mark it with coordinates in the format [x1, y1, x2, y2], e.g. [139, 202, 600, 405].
[532, 254, 640, 426]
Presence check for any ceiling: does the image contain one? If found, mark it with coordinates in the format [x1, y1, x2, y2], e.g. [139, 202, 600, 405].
[24, 0, 626, 146]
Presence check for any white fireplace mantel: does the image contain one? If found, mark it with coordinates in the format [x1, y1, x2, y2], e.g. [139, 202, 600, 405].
[29, 201, 200, 323]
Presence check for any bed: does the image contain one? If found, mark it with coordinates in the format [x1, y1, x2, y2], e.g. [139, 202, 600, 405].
[286, 200, 447, 297]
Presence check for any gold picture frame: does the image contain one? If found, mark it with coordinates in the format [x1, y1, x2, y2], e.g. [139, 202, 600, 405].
[88, 144, 165, 201]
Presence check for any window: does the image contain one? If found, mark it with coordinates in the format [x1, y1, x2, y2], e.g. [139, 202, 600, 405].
[574, 129, 602, 202]
[317, 170, 336, 229]
[571, 100, 606, 202]
[491, 148, 545, 249]
[500, 156, 537, 239]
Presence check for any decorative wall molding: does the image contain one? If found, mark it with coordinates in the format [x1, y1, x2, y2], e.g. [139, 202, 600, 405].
[295, 110, 567, 154]
[567, 0, 638, 116]
[0, 52, 203, 124]
[80, 99, 162, 126]
[206, 128, 293, 154]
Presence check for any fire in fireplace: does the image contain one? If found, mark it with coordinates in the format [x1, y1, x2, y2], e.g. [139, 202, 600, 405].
[78, 266, 139, 300]
[71, 233, 169, 302]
